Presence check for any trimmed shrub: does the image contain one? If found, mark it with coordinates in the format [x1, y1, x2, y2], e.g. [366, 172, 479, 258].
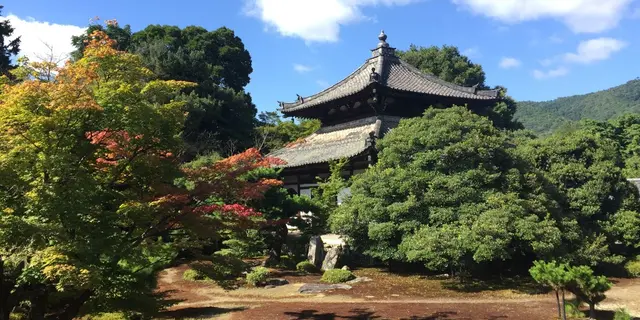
[321, 269, 355, 283]
[80, 313, 127, 320]
[246, 267, 270, 286]
[183, 269, 210, 281]
[614, 308, 632, 320]
[564, 300, 583, 319]
[296, 261, 318, 273]
[625, 258, 640, 277]
[9, 313, 26, 320]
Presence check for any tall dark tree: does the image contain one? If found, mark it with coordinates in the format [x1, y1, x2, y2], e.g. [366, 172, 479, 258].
[72, 22, 256, 156]
[397, 45, 521, 130]
[71, 20, 132, 60]
[0, 6, 20, 77]
[397, 45, 486, 88]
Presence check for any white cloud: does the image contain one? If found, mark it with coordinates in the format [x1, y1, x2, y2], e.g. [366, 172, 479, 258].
[533, 67, 569, 79]
[462, 47, 481, 58]
[293, 63, 313, 73]
[451, 0, 632, 33]
[564, 38, 627, 64]
[244, 0, 418, 42]
[499, 57, 521, 69]
[5, 15, 85, 64]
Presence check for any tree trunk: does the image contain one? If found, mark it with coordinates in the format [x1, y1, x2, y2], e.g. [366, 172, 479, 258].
[55, 290, 92, 320]
[588, 302, 596, 319]
[28, 288, 47, 320]
[0, 258, 6, 320]
[560, 289, 567, 320]
[554, 290, 561, 320]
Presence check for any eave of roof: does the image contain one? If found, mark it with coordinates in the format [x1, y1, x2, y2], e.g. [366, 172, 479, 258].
[279, 31, 499, 114]
[268, 116, 401, 168]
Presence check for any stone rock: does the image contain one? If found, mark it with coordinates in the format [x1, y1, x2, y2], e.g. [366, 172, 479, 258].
[341, 265, 350, 271]
[321, 246, 342, 270]
[346, 276, 373, 284]
[265, 278, 289, 286]
[298, 283, 352, 293]
[307, 236, 324, 268]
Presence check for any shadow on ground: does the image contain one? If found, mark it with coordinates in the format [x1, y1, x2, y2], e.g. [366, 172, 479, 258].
[157, 306, 247, 319]
[589, 310, 640, 320]
[283, 309, 509, 320]
[441, 276, 546, 295]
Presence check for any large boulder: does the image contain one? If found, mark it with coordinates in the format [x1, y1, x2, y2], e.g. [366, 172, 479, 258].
[321, 246, 343, 270]
[307, 236, 324, 268]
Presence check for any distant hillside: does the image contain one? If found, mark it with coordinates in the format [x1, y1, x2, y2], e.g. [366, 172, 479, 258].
[514, 79, 640, 134]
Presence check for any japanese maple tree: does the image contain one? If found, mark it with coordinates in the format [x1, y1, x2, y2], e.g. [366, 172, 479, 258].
[0, 32, 280, 320]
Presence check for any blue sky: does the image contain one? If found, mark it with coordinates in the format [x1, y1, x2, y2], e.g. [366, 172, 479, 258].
[4, 0, 640, 114]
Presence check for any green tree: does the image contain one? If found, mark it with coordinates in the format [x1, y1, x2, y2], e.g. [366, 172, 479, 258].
[612, 114, 640, 177]
[71, 19, 132, 61]
[567, 265, 612, 319]
[255, 111, 321, 153]
[311, 159, 350, 233]
[332, 107, 562, 275]
[530, 260, 572, 320]
[0, 32, 277, 320]
[397, 45, 485, 87]
[0, 5, 21, 77]
[397, 45, 521, 130]
[72, 21, 257, 156]
[519, 122, 640, 265]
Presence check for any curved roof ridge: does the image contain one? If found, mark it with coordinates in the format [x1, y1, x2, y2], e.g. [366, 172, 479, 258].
[395, 58, 499, 98]
[280, 56, 379, 111]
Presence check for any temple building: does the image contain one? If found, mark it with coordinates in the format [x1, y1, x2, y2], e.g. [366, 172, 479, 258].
[269, 31, 501, 196]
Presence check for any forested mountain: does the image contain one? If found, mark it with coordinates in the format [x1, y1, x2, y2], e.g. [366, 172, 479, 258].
[515, 79, 640, 134]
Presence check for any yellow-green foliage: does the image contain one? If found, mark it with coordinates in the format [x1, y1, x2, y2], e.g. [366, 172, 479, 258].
[625, 258, 640, 277]
[9, 313, 26, 320]
[80, 313, 127, 320]
[183, 269, 210, 281]
[296, 261, 318, 273]
[614, 308, 632, 320]
[321, 269, 355, 283]
[246, 267, 269, 286]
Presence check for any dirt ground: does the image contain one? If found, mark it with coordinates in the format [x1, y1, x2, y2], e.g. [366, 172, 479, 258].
[155, 264, 640, 320]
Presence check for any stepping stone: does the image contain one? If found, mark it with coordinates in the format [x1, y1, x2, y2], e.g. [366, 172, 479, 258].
[298, 283, 352, 293]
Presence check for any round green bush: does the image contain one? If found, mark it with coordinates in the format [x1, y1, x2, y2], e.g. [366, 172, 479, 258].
[296, 261, 318, 273]
[246, 266, 270, 286]
[614, 308, 632, 320]
[625, 258, 640, 277]
[321, 269, 355, 284]
[183, 269, 209, 281]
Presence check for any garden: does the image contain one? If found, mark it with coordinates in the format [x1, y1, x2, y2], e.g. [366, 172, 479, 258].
[0, 14, 639, 320]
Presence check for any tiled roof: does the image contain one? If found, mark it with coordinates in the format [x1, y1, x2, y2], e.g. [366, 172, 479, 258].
[280, 31, 499, 113]
[268, 116, 401, 168]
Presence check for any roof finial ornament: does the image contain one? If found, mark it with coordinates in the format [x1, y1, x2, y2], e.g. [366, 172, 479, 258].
[377, 30, 389, 48]
[369, 67, 380, 82]
[296, 94, 304, 103]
